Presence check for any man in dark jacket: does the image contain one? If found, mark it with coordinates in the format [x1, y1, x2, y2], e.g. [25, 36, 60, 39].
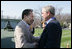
[38, 5, 62, 48]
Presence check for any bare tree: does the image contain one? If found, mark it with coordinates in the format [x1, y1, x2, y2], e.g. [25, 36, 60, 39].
[33, 12, 41, 28]
[33, 7, 43, 28]
[55, 8, 63, 22]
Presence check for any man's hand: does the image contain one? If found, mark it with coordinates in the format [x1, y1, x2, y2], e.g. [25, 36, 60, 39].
[34, 42, 38, 48]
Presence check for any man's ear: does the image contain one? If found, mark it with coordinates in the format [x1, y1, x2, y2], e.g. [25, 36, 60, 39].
[47, 11, 50, 16]
[24, 15, 26, 17]
[24, 15, 27, 19]
[24, 15, 30, 21]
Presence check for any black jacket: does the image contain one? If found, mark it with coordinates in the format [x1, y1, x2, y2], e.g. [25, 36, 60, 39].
[38, 18, 62, 48]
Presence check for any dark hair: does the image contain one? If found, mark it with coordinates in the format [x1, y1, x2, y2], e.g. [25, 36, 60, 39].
[22, 9, 33, 19]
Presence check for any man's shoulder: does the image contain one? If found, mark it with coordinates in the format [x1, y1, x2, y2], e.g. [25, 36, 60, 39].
[15, 20, 24, 28]
[17, 20, 25, 26]
[49, 19, 60, 25]
[46, 19, 61, 28]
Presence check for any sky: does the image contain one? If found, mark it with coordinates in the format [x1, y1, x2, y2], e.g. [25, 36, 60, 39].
[1, 1, 71, 19]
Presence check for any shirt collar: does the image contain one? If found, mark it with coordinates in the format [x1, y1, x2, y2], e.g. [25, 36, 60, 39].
[22, 20, 30, 28]
[45, 17, 55, 25]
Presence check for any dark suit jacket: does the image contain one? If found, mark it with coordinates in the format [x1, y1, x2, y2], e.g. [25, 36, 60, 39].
[38, 18, 62, 48]
[31, 28, 35, 35]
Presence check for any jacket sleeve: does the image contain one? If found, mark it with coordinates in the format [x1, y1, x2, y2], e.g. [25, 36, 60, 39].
[29, 30, 40, 43]
[14, 26, 38, 48]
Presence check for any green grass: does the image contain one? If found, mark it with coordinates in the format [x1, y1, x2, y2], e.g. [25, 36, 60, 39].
[61, 29, 71, 48]
[1, 28, 71, 48]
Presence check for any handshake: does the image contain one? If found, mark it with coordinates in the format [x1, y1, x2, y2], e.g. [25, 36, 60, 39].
[33, 42, 38, 48]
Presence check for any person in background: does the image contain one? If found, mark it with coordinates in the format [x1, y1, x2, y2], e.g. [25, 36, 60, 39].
[41, 20, 46, 30]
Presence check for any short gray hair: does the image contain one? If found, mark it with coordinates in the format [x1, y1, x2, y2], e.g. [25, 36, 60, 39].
[43, 5, 55, 15]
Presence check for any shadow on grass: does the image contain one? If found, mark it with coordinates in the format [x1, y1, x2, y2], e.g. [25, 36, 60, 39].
[1, 37, 15, 48]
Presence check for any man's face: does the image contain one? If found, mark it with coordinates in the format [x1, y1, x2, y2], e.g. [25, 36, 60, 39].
[27, 12, 34, 25]
[42, 8, 50, 21]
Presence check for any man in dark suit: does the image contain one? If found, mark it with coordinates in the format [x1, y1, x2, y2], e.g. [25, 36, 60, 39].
[37, 5, 62, 48]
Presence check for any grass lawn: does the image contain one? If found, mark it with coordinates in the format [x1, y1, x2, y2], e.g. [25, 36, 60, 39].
[1, 28, 71, 48]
